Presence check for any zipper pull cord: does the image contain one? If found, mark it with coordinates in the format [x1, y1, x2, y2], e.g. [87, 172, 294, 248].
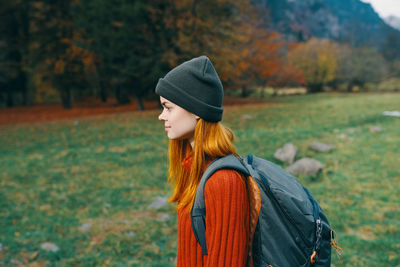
[330, 230, 343, 259]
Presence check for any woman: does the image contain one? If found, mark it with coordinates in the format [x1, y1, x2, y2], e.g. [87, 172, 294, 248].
[156, 56, 250, 266]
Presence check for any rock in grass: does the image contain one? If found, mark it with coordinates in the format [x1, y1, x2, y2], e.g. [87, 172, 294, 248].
[121, 220, 130, 225]
[159, 213, 171, 221]
[347, 128, 357, 133]
[79, 223, 92, 232]
[10, 259, 21, 265]
[286, 158, 324, 177]
[40, 242, 59, 252]
[241, 114, 253, 120]
[124, 231, 136, 238]
[369, 126, 382, 132]
[274, 143, 298, 164]
[309, 141, 335, 152]
[148, 197, 169, 210]
[383, 110, 400, 117]
[0, 243, 3, 252]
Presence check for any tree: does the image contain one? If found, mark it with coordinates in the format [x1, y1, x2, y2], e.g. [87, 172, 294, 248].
[29, 0, 94, 109]
[72, 0, 166, 109]
[388, 61, 400, 78]
[158, 0, 286, 97]
[382, 29, 400, 62]
[235, 30, 287, 96]
[336, 45, 387, 91]
[0, 1, 30, 107]
[288, 38, 338, 92]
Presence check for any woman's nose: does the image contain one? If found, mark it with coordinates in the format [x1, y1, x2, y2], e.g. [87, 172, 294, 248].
[158, 111, 165, 121]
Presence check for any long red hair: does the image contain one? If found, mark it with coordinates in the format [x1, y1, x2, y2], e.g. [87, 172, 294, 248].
[167, 118, 237, 212]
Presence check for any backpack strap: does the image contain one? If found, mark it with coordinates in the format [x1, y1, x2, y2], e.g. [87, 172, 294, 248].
[190, 154, 250, 255]
[246, 175, 261, 267]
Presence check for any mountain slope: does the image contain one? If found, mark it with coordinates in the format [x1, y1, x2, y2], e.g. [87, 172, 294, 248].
[385, 15, 400, 31]
[255, 0, 400, 48]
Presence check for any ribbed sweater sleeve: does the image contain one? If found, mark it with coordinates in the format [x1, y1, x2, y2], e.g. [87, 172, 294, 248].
[203, 169, 249, 266]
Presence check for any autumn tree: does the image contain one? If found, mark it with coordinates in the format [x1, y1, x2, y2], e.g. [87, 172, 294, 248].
[72, 0, 167, 109]
[157, 0, 289, 97]
[159, 0, 241, 66]
[29, 0, 95, 109]
[154, 0, 245, 94]
[233, 30, 283, 97]
[288, 38, 339, 92]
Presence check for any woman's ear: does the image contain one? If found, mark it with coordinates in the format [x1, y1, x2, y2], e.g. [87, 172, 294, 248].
[194, 115, 200, 120]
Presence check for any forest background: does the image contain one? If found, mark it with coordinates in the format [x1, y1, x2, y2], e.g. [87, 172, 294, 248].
[1, 0, 400, 111]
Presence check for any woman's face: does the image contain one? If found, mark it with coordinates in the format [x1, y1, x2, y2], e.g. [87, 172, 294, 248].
[158, 96, 199, 143]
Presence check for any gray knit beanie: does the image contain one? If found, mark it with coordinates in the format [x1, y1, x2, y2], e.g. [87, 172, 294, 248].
[155, 55, 224, 122]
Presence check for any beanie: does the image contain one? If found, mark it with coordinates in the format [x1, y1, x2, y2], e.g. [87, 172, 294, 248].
[155, 55, 224, 122]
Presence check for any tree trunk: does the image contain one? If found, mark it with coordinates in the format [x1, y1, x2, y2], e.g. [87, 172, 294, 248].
[241, 85, 250, 98]
[308, 83, 323, 93]
[100, 79, 107, 102]
[22, 90, 29, 106]
[14, 71, 29, 106]
[115, 86, 121, 103]
[115, 86, 130, 105]
[97, 73, 107, 102]
[136, 95, 144, 111]
[61, 87, 71, 109]
[271, 87, 277, 97]
[347, 81, 353, 92]
[6, 89, 13, 107]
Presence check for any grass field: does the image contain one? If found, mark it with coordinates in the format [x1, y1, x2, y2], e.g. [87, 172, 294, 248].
[1, 93, 399, 266]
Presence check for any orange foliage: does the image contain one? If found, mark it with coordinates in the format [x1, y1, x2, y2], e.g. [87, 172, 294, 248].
[288, 38, 339, 86]
[222, 3, 286, 89]
[30, 1, 97, 79]
[154, 0, 301, 90]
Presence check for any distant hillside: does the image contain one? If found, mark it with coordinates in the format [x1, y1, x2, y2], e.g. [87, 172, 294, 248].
[385, 16, 400, 31]
[255, 0, 400, 48]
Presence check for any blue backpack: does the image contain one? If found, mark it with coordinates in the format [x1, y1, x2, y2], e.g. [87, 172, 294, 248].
[191, 154, 340, 267]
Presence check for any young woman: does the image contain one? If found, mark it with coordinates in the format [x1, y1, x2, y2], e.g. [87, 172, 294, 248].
[156, 56, 250, 266]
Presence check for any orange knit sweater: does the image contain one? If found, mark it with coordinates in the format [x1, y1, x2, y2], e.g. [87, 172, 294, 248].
[176, 154, 249, 267]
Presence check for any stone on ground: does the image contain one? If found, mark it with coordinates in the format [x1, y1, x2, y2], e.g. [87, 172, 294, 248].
[274, 143, 298, 164]
[40, 242, 59, 252]
[79, 223, 92, 232]
[309, 141, 335, 152]
[148, 197, 169, 210]
[369, 126, 382, 132]
[286, 158, 324, 177]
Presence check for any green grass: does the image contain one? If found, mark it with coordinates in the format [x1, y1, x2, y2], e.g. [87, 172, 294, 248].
[1, 93, 399, 266]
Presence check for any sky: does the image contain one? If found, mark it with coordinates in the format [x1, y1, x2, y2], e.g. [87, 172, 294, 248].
[361, 0, 400, 18]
